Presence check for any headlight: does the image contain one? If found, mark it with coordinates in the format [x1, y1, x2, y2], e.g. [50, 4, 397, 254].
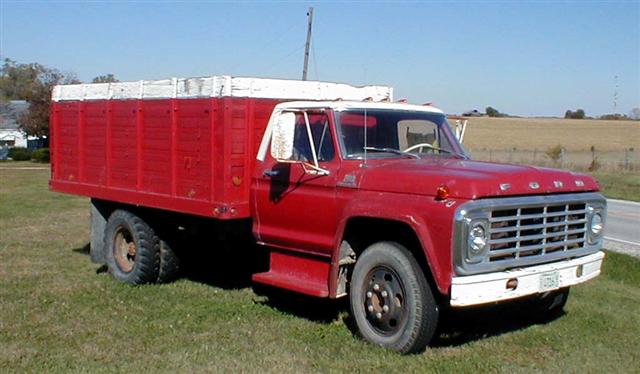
[586, 206, 605, 244]
[467, 223, 488, 256]
[590, 212, 603, 236]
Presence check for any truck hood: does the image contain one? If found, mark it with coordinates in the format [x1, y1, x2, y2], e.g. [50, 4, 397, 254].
[357, 158, 599, 199]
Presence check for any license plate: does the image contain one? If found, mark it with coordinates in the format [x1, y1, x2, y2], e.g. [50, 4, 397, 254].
[539, 271, 560, 292]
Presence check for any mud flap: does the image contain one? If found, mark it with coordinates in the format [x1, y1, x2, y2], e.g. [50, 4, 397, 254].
[90, 199, 110, 264]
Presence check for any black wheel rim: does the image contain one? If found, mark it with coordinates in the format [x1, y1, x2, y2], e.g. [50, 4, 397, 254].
[362, 265, 408, 336]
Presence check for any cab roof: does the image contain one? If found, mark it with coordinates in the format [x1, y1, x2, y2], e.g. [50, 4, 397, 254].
[275, 100, 445, 115]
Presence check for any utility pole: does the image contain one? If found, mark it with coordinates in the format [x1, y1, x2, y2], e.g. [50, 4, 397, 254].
[613, 75, 619, 114]
[302, 7, 314, 81]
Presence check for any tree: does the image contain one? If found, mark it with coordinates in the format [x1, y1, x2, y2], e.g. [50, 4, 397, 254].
[564, 108, 586, 119]
[1, 58, 79, 137]
[1, 58, 40, 101]
[629, 107, 640, 120]
[92, 74, 119, 83]
[486, 106, 500, 117]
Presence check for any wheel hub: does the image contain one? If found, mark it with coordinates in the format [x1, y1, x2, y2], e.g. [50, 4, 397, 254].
[364, 267, 406, 334]
[114, 226, 136, 272]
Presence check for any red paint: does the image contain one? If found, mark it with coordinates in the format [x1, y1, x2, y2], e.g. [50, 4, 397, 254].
[50, 96, 601, 299]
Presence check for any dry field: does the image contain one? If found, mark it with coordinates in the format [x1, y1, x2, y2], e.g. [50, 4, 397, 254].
[460, 117, 640, 152]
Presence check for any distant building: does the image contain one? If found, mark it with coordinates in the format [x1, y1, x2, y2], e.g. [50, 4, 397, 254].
[0, 100, 28, 148]
[462, 109, 484, 117]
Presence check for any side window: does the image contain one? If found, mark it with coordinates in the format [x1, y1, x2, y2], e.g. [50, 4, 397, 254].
[292, 112, 335, 162]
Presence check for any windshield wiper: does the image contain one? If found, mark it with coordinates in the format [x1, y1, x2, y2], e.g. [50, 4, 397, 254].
[363, 147, 420, 159]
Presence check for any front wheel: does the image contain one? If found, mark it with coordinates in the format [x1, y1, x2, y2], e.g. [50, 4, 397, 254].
[349, 242, 439, 354]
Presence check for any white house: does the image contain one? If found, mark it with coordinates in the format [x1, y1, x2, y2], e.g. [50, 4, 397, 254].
[0, 100, 28, 148]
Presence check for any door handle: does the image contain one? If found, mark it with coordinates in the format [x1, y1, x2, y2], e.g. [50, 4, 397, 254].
[263, 169, 280, 177]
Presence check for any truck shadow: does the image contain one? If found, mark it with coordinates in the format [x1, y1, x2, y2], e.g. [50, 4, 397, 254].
[181, 248, 263, 290]
[253, 287, 348, 324]
[432, 303, 565, 347]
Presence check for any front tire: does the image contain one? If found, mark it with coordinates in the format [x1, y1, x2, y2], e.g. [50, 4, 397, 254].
[105, 210, 160, 284]
[349, 242, 439, 354]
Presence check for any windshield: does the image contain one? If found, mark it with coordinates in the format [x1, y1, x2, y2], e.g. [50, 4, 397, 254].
[334, 109, 465, 159]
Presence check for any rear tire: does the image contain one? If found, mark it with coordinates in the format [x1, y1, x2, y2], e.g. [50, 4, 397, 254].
[349, 242, 439, 354]
[157, 238, 181, 283]
[104, 210, 160, 284]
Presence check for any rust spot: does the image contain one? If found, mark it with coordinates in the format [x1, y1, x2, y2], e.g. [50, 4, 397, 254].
[232, 176, 242, 186]
[187, 189, 196, 198]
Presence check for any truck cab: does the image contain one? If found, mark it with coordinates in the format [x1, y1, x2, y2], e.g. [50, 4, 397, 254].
[250, 100, 606, 353]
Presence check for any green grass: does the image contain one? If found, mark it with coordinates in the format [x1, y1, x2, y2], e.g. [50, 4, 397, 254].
[592, 171, 640, 202]
[1, 161, 639, 372]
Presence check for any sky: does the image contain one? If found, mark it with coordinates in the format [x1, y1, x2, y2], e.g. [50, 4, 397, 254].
[1, 1, 638, 117]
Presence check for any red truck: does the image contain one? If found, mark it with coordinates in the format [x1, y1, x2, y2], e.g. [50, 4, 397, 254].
[50, 75, 607, 353]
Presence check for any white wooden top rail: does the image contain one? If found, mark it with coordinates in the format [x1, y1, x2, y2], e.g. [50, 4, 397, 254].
[52, 76, 393, 102]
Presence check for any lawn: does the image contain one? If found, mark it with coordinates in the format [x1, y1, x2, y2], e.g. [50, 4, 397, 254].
[1, 163, 639, 372]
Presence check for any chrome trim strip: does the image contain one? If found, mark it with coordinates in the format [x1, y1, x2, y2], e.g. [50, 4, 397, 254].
[490, 218, 587, 233]
[488, 209, 586, 222]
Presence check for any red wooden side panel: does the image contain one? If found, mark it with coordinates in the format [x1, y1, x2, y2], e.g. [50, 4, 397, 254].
[50, 97, 281, 219]
[110, 101, 138, 189]
[83, 102, 107, 185]
[141, 100, 172, 195]
[175, 99, 212, 201]
[228, 98, 251, 204]
[57, 102, 80, 182]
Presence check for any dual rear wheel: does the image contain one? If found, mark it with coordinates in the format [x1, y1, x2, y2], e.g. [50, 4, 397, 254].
[104, 209, 180, 284]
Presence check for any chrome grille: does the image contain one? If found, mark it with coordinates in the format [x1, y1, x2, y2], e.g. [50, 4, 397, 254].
[487, 203, 587, 262]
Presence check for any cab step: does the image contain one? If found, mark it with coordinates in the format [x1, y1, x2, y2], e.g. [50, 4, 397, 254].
[251, 250, 330, 298]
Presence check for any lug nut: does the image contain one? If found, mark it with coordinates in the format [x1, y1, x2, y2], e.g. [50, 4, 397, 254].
[366, 291, 373, 298]
[381, 290, 388, 297]
[376, 312, 382, 319]
[382, 305, 389, 312]
[373, 284, 380, 291]
[368, 305, 374, 312]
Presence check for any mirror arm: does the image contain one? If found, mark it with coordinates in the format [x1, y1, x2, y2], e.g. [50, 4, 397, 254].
[303, 112, 322, 171]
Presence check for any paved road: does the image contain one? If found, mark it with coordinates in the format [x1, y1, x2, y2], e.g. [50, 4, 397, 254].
[604, 199, 640, 258]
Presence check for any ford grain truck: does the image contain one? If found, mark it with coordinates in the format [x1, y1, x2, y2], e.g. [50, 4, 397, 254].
[50, 76, 606, 353]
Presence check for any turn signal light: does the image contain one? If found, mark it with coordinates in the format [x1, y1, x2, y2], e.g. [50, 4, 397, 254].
[506, 278, 518, 290]
[436, 185, 450, 200]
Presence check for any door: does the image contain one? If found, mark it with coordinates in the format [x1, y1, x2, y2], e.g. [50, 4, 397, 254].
[252, 110, 340, 257]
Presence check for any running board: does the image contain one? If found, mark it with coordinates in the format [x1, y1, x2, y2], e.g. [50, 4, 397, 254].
[251, 250, 330, 298]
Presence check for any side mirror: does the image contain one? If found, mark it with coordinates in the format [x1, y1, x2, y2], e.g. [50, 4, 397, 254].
[270, 112, 296, 161]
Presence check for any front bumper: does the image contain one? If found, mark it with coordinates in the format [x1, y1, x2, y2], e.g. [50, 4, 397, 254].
[450, 251, 604, 307]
